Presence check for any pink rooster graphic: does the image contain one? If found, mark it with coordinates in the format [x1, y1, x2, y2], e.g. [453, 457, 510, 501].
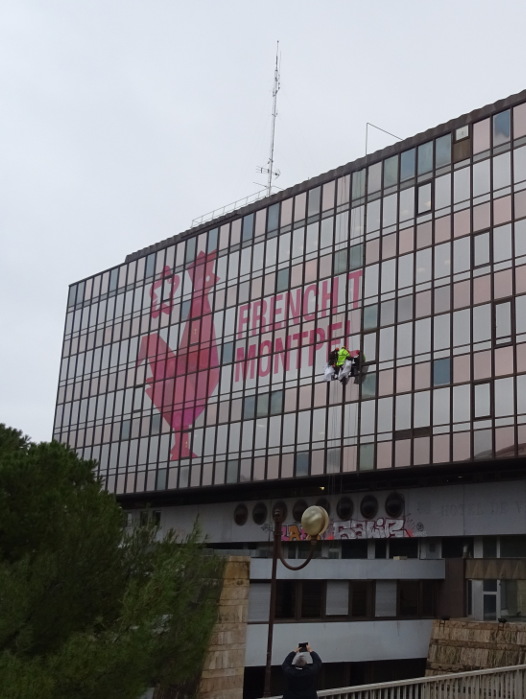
[137, 250, 220, 460]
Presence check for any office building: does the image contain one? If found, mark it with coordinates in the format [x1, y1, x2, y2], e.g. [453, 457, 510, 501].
[54, 89, 526, 695]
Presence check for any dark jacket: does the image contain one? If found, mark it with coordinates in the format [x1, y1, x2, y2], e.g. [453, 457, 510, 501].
[281, 651, 322, 699]
[328, 349, 339, 366]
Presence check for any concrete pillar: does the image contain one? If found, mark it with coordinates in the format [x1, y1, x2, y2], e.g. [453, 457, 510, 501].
[198, 555, 250, 699]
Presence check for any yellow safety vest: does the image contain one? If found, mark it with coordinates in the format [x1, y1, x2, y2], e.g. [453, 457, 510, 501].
[336, 348, 350, 367]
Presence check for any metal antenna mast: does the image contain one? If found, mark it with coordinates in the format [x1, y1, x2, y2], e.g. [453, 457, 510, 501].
[257, 42, 281, 196]
[267, 41, 280, 195]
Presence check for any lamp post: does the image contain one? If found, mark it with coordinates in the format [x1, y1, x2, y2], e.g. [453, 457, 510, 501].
[262, 505, 329, 698]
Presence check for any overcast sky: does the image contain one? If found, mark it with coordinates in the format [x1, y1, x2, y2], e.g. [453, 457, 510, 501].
[2, 0, 526, 443]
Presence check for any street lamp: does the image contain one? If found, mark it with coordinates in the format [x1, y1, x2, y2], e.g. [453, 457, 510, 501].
[262, 505, 329, 697]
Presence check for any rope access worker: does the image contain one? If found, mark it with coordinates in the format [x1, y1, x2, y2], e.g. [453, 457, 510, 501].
[333, 346, 352, 383]
[326, 346, 351, 381]
[335, 346, 351, 375]
[327, 347, 339, 368]
[325, 347, 339, 381]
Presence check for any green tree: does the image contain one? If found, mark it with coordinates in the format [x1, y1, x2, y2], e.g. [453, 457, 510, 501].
[0, 424, 223, 699]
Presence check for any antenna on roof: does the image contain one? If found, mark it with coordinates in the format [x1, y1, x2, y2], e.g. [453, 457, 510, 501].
[365, 122, 403, 155]
[256, 41, 281, 196]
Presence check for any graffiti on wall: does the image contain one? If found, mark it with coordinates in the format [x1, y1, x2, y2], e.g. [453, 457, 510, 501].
[265, 514, 426, 541]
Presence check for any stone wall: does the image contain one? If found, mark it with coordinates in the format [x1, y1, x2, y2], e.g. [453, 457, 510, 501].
[427, 618, 526, 675]
[198, 556, 250, 699]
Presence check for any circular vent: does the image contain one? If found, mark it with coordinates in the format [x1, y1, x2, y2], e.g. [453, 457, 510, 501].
[252, 502, 268, 525]
[234, 504, 248, 526]
[316, 497, 331, 516]
[273, 501, 288, 522]
[293, 499, 308, 522]
[385, 492, 405, 518]
[336, 496, 353, 520]
[360, 495, 378, 519]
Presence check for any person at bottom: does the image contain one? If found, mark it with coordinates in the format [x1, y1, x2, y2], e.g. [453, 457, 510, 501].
[281, 645, 322, 699]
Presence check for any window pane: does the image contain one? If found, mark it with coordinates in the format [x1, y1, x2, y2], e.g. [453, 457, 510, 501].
[433, 358, 451, 386]
[399, 188, 415, 221]
[351, 581, 370, 617]
[367, 163, 382, 194]
[433, 387, 450, 424]
[326, 581, 349, 616]
[334, 250, 348, 274]
[352, 170, 365, 200]
[418, 142, 433, 175]
[399, 581, 419, 617]
[384, 155, 398, 187]
[434, 314, 450, 351]
[381, 259, 396, 293]
[295, 452, 310, 477]
[366, 200, 381, 233]
[379, 326, 395, 361]
[417, 183, 432, 214]
[307, 187, 321, 217]
[474, 383, 491, 418]
[473, 160, 490, 197]
[359, 444, 375, 470]
[375, 581, 396, 617]
[414, 391, 430, 428]
[364, 304, 378, 329]
[276, 581, 296, 619]
[493, 224, 512, 264]
[398, 254, 414, 290]
[350, 243, 364, 270]
[415, 318, 431, 354]
[453, 384, 471, 422]
[454, 237, 471, 274]
[454, 167, 471, 203]
[483, 594, 497, 621]
[416, 248, 432, 283]
[400, 149, 415, 181]
[383, 193, 397, 227]
[473, 304, 491, 343]
[434, 242, 451, 279]
[493, 110, 510, 146]
[435, 173, 451, 209]
[435, 134, 451, 168]
[395, 394, 411, 430]
[276, 268, 290, 292]
[396, 322, 413, 358]
[301, 581, 323, 618]
[495, 377, 514, 416]
[501, 537, 526, 558]
[267, 203, 279, 232]
[381, 299, 396, 326]
[495, 301, 512, 344]
[493, 152, 511, 191]
[398, 294, 413, 322]
[514, 146, 526, 184]
[270, 390, 283, 415]
[474, 232, 490, 266]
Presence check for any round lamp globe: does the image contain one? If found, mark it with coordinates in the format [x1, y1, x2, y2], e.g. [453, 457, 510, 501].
[301, 505, 329, 536]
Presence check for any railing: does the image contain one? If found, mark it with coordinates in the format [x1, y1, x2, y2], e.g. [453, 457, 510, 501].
[259, 664, 526, 699]
[191, 187, 279, 228]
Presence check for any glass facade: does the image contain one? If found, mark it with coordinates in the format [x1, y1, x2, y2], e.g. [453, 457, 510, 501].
[54, 92, 526, 496]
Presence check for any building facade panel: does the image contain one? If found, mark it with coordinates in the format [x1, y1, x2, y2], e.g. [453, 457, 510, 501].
[55, 90, 526, 496]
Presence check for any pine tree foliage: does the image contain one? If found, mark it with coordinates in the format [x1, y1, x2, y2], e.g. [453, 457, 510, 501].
[0, 424, 223, 699]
